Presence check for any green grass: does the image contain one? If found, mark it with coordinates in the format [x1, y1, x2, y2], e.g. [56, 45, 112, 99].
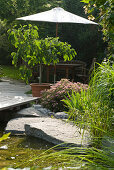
[63, 58, 114, 146]
[13, 142, 114, 169]
[0, 65, 21, 80]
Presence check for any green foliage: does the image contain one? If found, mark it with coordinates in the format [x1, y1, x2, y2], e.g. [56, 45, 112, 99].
[0, 133, 10, 142]
[81, 0, 113, 55]
[35, 145, 114, 169]
[41, 79, 88, 112]
[61, 0, 105, 65]
[0, 65, 21, 80]
[0, 0, 106, 67]
[90, 57, 114, 109]
[63, 59, 114, 145]
[0, 19, 12, 65]
[8, 24, 77, 83]
[0, 0, 47, 22]
[14, 139, 114, 169]
[0, 0, 48, 66]
[63, 61, 114, 145]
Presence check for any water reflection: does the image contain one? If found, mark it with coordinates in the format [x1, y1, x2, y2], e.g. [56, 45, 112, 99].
[18, 136, 54, 150]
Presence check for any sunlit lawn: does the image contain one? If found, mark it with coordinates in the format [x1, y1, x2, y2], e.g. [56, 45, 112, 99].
[0, 65, 21, 80]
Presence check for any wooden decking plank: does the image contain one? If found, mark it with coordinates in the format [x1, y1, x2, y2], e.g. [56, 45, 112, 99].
[0, 96, 38, 111]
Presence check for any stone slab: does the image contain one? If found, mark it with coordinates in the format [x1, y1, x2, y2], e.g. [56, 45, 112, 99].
[5, 117, 41, 134]
[5, 117, 89, 146]
[0, 81, 31, 97]
[0, 80, 38, 111]
[16, 106, 49, 117]
[25, 117, 89, 146]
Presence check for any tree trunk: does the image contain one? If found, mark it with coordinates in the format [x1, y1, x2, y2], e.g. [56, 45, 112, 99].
[39, 63, 42, 84]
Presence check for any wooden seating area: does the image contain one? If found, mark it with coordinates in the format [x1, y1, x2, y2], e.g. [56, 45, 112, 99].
[45, 60, 87, 83]
[32, 58, 96, 84]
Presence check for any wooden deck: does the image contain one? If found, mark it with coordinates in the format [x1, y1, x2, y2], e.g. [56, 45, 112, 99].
[0, 95, 38, 111]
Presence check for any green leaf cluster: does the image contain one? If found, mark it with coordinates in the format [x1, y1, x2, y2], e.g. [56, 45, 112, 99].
[8, 24, 77, 83]
[0, 0, 47, 22]
[81, 0, 113, 56]
[0, 133, 11, 142]
[63, 58, 114, 145]
[62, 0, 105, 66]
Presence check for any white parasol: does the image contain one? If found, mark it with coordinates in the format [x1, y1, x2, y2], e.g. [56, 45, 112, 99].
[17, 7, 98, 37]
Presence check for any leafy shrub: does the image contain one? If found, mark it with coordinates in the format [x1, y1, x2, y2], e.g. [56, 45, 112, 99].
[40, 79, 88, 112]
[8, 24, 76, 83]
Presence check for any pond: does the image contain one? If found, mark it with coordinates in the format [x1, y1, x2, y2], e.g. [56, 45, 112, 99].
[0, 120, 56, 169]
[0, 117, 113, 169]
[0, 116, 90, 170]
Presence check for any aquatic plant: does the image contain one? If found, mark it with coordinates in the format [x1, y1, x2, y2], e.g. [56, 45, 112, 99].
[13, 141, 114, 169]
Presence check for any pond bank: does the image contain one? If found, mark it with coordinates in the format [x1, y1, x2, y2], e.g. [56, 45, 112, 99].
[5, 105, 90, 146]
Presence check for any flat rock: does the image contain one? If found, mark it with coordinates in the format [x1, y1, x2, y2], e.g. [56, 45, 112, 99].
[33, 105, 68, 119]
[16, 106, 48, 117]
[54, 112, 68, 119]
[5, 117, 89, 146]
[0, 96, 38, 111]
[5, 117, 42, 134]
[25, 117, 89, 146]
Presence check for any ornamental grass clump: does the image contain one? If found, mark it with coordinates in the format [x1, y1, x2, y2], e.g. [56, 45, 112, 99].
[63, 58, 114, 146]
[40, 79, 88, 112]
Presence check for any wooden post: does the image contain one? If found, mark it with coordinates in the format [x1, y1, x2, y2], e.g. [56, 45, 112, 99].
[39, 63, 42, 84]
[46, 66, 49, 83]
[54, 65, 56, 83]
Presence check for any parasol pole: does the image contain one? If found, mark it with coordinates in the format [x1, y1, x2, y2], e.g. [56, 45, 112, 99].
[56, 22, 58, 37]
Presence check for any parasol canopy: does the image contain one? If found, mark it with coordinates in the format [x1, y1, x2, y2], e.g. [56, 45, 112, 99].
[17, 7, 98, 37]
[17, 7, 97, 24]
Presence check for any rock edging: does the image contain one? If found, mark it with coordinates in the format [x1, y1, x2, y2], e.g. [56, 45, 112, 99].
[5, 105, 90, 146]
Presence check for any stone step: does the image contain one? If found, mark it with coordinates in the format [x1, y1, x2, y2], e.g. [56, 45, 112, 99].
[5, 105, 90, 146]
[25, 117, 89, 146]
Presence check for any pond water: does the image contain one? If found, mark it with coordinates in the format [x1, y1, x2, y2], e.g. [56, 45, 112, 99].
[0, 121, 56, 169]
[0, 118, 113, 169]
[0, 110, 89, 170]
[0, 116, 91, 170]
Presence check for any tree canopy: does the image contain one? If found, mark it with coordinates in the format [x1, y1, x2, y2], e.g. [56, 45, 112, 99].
[0, 0, 110, 66]
[81, 0, 113, 56]
[8, 24, 76, 83]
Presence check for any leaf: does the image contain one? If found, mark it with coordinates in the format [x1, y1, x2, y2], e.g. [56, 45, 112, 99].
[81, 0, 90, 3]
[0, 133, 11, 142]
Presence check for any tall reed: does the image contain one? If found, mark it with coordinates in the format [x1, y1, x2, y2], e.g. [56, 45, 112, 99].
[63, 58, 113, 146]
